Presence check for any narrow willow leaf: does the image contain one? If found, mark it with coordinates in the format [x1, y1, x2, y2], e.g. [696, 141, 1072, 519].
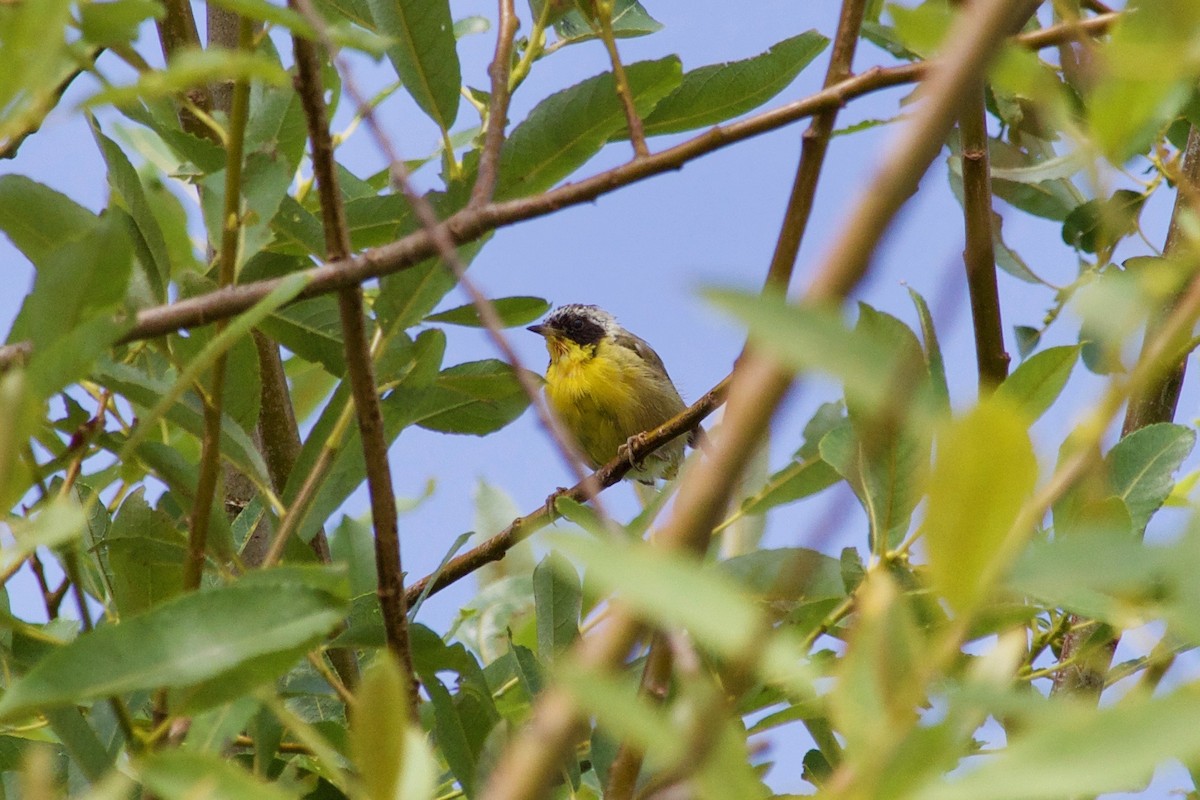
[994, 345, 1079, 422]
[636, 31, 829, 137]
[406, 360, 533, 436]
[1107, 423, 1196, 535]
[211, 0, 388, 54]
[533, 553, 581, 661]
[907, 288, 950, 415]
[920, 400, 1037, 611]
[0, 584, 346, 721]
[368, 0, 461, 131]
[86, 48, 290, 106]
[425, 296, 551, 328]
[552, 0, 662, 46]
[256, 297, 345, 375]
[496, 57, 682, 199]
[91, 120, 170, 300]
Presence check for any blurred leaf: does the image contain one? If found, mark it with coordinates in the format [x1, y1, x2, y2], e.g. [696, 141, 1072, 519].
[211, 0, 389, 54]
[1014, 325, 1040, 358]
[915, 687, 1200, 800]
[0, 0, 75, 150]
[831, 572, 921, 758]
[4, 499, 85, 574]
[496, 57, 682, 199]
[921, 400, 1037, 611]
[0, 583, 346, 721]
[1062, 190, 1146, 255]
[0, 175, 97, 267]
[79, 0, 162, 45]
[201, 151, 293, 270]
[718, 548, 845, 604]
[1107, 423, 1195, 536]
[368, 0, 460, 131]
[1086, 0, 1200, 162]
[426, 296, 551, 328]
[994, 345, 1079, 422]
[138, 750, 296, 800]
[534, 553, 581, 661]
[87, 47, 290, 106]
[633, 31, 829, 137]
[888, 1, 953, 58]
[352, 654, 437, 800]
[552, 0, 662, 46]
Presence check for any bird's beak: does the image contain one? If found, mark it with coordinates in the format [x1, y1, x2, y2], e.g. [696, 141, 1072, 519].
[527, 324, 547, 336]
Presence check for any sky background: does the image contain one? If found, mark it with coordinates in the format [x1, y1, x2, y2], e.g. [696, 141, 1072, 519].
[2, 0, 1196, 795]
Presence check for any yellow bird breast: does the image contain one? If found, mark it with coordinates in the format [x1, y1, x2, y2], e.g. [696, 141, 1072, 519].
[543, 338, 686, 480]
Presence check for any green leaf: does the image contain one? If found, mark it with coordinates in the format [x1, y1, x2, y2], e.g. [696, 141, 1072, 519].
[0, 583, 346, 721]
[534, 553, 581, 661]
[210, 0, 389, 54]
[994, 345, 1079, 422]
[404, 359, 533, 435]
[368, 0, 461, 131]
[256, 297, 346, 375]
[636, 31, 829, 137]
[0, 175, 98, 269]
[1061, 190, 1147, 255]
[920, 400, 1037, 611]
[552, 0, 662, 46]
[79, 0, 163, 46]
[907, 288, 950, 415]
[915, 687, 1200, 800]
[496, 57, 683, 199]
[138, 750, 296, 800]
[0, 0, 74, 150]
[104, 489, 186, 617]
[351, 654, 437, 800]
[201, 151, 293, 270]
[425, 296, 551, 328]
[1107, 423, 1195, 536]
[376, 238, 488, 332]
[718, 548, 845, 603]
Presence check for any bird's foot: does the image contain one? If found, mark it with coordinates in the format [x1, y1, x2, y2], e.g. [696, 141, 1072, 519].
[543, 487, 569, 520]
[618, 432, 650, 471]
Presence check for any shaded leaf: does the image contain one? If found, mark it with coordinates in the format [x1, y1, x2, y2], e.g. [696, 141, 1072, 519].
[368, 0, 460, 131]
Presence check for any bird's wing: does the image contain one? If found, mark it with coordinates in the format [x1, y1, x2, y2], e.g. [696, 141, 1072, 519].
[612, 331, 672, 380]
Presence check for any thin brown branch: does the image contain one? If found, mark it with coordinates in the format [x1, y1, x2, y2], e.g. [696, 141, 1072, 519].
[288, 7, 417, 717]
[183, 17, 254, 593]
[469, 0, 519, 207]
[596, 2, 649, 158]
[1052, 124, 1200, 698]
[154, 0, 214, 141]
[604, 634, 674, 799]
[403, 378, 730, 606]
[959, 80, 1009, 389]
[480, 1, 1042, 796]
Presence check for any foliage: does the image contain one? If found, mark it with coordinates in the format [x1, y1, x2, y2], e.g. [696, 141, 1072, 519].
[1, 0, 1200, 799]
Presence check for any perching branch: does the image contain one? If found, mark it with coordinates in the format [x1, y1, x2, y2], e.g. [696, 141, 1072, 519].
[288, 7, 418, 717]
[479, 0, 1042, 796]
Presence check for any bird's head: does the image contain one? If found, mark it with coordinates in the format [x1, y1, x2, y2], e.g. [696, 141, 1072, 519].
[527, 304, 619, 360]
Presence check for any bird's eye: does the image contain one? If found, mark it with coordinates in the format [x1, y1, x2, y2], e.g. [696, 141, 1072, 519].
[567, 318, 584, 332]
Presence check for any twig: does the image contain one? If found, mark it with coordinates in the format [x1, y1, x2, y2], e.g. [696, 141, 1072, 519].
[595, 1, 650, 158]
[958, 78, 1009, 389]
[469, 0, 519, 208]
[153, 0, 215, 142]
[288, 4, 417, 717]
[1052, 124, 1200, 698]
[183, 17, 254, 593]
[480, 1, 1043, 796]
[0, 11, 1120, 369]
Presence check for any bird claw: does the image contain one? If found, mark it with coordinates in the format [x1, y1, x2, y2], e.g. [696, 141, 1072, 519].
[618, 433, 650, 471]
[543, 487, 569, 519]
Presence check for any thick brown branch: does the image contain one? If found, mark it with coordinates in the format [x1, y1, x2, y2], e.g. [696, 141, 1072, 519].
[289, 12, 417, 716]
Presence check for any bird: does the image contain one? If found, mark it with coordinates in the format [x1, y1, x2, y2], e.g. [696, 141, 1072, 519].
[527, 304, 699, 483]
